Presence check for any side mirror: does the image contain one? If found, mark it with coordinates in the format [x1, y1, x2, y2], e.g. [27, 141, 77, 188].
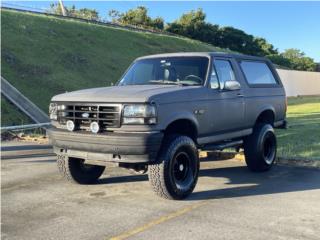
[223, 80, 241, 91]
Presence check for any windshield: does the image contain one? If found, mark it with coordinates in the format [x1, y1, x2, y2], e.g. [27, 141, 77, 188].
[118, 57, 209, 86]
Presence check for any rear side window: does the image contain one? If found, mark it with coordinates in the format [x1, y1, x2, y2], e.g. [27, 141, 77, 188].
[240, 61, 277, 85]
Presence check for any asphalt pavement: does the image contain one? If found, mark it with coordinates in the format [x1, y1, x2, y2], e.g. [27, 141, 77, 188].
[1, 144, 320, 240]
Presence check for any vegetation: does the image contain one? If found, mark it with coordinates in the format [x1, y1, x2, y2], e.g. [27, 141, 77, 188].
[45, 4, 317, 71]
[276, 96, 320, 160]
[108, 6, 164, 30]
[1, 9, 222, 126]
[48, 3, 99, 21]
[166, 9, 266, 56]
[110, 7, 317, 71]
[1, 96, 32, 125]
[280, 49, 317, 71]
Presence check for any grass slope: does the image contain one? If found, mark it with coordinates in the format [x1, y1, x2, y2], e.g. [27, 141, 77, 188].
[1, 96, 32, 126]
[1, 9, 222, 126]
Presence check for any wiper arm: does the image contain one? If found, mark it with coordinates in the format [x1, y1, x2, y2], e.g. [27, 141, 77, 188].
[149, 80, 181, 85]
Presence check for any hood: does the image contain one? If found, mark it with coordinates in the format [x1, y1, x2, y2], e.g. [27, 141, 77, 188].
[51, 85, 200, 103]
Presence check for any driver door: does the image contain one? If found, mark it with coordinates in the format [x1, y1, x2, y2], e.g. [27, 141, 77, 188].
[206, 58, 245, 135]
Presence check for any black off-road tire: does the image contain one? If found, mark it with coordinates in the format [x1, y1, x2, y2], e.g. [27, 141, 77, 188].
[57, 155, 105, 184]
[148, 135, 199, 200]
[244, 123, 277, 172]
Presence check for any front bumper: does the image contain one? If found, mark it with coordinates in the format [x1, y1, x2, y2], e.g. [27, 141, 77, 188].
[48, 128, 163, 163]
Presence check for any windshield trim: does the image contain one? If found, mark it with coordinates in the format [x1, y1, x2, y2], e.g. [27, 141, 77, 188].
[116, 55, 211, 87]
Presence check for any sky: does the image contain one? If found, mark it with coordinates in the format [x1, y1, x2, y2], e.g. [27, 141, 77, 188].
[3, 1, 320, 62]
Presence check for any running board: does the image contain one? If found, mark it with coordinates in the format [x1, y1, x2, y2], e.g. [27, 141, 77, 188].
[202, 140, 243, 151]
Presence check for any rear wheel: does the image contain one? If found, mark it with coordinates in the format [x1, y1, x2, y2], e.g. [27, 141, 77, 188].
[244, 123, 277, 172]
[57, 155, 105, 184]
[148, 135, 199, 200]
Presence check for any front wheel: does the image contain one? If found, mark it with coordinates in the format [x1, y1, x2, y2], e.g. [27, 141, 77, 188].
[148, 135, 199, 200]
[244, 123, 277, 172]
[57, 155, 105, 184]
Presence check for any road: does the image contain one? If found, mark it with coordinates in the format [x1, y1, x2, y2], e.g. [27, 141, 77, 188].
[1, 148, 320, 240]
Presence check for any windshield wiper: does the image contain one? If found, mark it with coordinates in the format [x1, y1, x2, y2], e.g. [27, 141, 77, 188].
[149, 80, 194, 86]
[149, 80, 179, 85]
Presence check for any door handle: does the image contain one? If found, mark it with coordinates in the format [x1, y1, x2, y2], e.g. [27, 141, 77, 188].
[237, 93, 244, 97]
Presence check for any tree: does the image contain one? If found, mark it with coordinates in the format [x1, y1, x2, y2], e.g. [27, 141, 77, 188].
[282, 49, 316, 71]
[282, 48, 305, 59]
[75, 8, 99, 21]
[267, 54, 292, 69]
[166, 9, 266, 56]
[108, 6, 164, 30]
[254, 37, 278, 56]
[149, 17, 164, 30]
[120, 6, 149, 26]
[108, 9, 122, 23]
[166, 9, 219, 45]
[48, 4, 99, 21]
[217, 27, 264, 55]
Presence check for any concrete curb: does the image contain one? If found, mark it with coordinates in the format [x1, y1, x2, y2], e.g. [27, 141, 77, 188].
[1, 144, 54, 159]
[276, 157, 320, 169]
[233, 153, 320, 169]
[200, 151, 320, 169]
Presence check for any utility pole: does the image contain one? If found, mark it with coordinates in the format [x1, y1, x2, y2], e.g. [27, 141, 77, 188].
[58, 0, 67, 16]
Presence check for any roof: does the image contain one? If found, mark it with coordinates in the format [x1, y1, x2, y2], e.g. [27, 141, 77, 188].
[136, 52, 268, 61]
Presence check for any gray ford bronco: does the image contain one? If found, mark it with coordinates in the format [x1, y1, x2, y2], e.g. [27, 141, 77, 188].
[48, 52, 287, 200]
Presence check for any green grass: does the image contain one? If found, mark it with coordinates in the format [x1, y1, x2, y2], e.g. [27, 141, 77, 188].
[1, 9, 224, 126]
[1, 96, 32, 126]
[276, 96, 320, 160]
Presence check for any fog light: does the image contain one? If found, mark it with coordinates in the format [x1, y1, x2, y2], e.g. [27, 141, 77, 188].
[90, 121, 100, 133]
[66, 120, 75, 132]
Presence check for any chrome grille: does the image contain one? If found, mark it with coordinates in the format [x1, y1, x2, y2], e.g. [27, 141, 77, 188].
[58, 103, 121, 130]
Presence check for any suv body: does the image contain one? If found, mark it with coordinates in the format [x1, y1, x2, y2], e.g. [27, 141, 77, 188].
[48, 52, 286, 199]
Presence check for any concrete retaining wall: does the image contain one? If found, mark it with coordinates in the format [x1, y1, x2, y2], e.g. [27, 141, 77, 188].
[276, 69, 320, 97]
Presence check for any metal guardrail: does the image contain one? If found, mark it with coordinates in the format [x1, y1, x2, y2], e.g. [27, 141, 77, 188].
[1, 77, 50, 123]
[1, 6, 178, 37]
[0, 123, 51, 132]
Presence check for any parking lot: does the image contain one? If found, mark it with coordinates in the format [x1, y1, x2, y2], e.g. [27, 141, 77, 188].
[2, 146, 320, 240]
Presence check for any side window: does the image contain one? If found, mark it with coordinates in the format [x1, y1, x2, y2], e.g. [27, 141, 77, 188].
[240, 61, 277, 85]
[213, 60, 235, 89]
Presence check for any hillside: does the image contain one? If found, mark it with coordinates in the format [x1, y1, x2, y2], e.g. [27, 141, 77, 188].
[1, 9, 224, 126]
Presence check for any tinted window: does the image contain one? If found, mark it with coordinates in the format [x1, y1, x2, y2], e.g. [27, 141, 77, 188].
[213, 60, 235, 89]
[119, 57, 209, 86]
[240, 61, 277, 85]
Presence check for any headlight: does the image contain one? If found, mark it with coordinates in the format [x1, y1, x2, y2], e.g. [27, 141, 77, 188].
[122, 104, 157, 125]
[49, 103, 66, 121]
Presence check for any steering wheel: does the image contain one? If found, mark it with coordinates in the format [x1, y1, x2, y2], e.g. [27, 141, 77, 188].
[184, 75, 203, 84]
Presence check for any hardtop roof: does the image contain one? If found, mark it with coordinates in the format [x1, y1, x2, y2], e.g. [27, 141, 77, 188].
[136, 52, 268, 61]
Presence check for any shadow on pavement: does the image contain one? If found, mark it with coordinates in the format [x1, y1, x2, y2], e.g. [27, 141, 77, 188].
[23, 155, 319, 200]
[189, 165, 320, 201]
[96, 163, 320, 201]
[97, 174, 148, 184]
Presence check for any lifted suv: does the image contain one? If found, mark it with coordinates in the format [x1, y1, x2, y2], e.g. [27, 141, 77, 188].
[48, 52, 286, 200]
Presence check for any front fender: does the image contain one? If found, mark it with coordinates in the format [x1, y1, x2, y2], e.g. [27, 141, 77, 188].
[159, 110, 199, 132]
